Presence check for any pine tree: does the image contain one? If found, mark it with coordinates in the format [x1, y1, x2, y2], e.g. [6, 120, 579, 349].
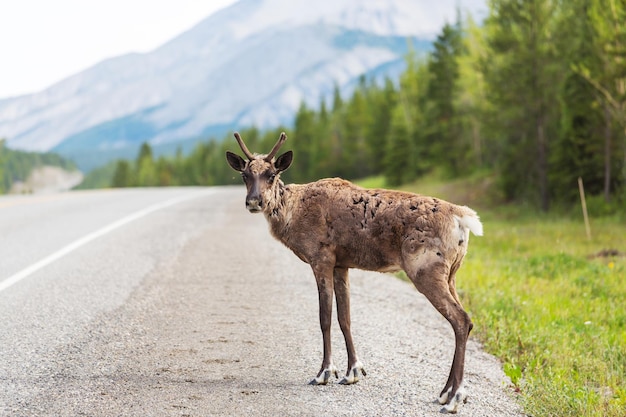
[135, 142, 157, 186]
[551, 0, 606, 201]
[112, 160, 132, 187]
[574, 0, 626, 201]
[426, 22, 464, 176]
[484, 0, 562, 210]
[366, 78, 397, 173]
[343, 83, 370, 179]
[398, 50, 431, 176]
[384, 104, 413, 186]
[313, 98, 333, 179]
[455, 14, 488, 170]
[292, 101, 317, 182]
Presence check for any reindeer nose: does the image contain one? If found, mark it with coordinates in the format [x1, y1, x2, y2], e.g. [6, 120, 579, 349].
[246, 197, 263, 213]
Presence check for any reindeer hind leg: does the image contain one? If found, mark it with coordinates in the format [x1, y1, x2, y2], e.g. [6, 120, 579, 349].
[403, 250, 471, 413]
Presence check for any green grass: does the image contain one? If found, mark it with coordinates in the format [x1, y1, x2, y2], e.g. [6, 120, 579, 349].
[354, 175, 387, 189]
[356, 174, 626, 416]
[463, 218, 626, 416]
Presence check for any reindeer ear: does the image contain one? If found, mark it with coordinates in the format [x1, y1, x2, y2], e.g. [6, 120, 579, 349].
[275, 151, 293, 173]
[226, 151, 247, 172]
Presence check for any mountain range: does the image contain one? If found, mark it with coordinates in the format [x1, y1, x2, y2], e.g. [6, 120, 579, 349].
[0, 0, 485, 171]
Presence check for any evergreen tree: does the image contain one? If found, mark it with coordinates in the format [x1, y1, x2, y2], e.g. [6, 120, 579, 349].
[385, 104, 413, 186]
[551, 0, 606, 202]
[574, 0, 626, 201]
[328, 92, 348, 178]
[292, 101, 317, 182]
[426, 22, 465, 176]
[314, 98, 333, 178]
[331, 83, 343, 113]
[484, 0, 562, 210]
[135, 142, 157, 186]
[343, 85, 370, 179]
[112, 160, 132, 187]
[156, 156, 174, 186]
[455, 14, 489, 170]
[366, 78, 397, 172]
[398, 50, 431, 176]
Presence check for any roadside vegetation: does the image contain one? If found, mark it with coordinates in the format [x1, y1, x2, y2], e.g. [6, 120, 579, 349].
[464, 215, 625, 417]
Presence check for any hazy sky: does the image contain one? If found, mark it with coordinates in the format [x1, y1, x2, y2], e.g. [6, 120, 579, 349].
[0, 0, 487, 100]
[0, 0, 237, 99]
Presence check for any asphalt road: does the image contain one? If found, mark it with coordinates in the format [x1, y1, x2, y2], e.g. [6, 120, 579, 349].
[0, 187, 524, 416]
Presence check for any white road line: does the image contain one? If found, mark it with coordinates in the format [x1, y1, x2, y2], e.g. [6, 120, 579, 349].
[0, 188, 215, 294]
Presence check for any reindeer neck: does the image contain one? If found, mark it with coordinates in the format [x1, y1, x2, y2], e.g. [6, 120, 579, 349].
[263, 179, 288, 220]
[263, 180, 307, 232]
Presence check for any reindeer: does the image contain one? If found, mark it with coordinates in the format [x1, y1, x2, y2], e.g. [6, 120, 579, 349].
[226, 132, 483, 413]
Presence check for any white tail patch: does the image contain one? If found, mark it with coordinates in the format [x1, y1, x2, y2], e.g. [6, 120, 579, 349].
[456, 209, 483, 237]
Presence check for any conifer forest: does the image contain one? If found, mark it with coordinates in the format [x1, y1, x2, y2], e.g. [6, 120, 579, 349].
[99, 0, 625, 212]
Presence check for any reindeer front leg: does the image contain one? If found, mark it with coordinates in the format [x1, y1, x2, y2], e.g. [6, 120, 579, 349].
[333, 267, 366, 384]
[309, 262, 338, 385]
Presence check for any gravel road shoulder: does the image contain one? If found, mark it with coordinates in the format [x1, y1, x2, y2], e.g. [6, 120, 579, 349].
[25, 189, 524, 416]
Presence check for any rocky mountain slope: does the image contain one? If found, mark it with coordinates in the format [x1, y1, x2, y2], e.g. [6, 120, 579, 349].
[0, 0, 484, 170]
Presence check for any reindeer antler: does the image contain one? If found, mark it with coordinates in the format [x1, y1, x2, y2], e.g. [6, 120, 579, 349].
[265, 132, 287, 161]
[234, 132, 255, 160]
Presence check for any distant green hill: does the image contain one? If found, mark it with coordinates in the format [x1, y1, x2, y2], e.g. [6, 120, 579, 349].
[0, 139, 78, 194]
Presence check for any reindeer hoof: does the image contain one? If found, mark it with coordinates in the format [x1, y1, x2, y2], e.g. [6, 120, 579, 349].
[338, 361, 366, 385]
[438, 387, 452, 405]
[309, 365, 338, 385]
[439, 384, 467, 414]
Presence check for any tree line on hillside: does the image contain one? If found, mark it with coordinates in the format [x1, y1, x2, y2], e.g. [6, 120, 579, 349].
[100, 0, 625, 211]
[0, 139, 76, 194]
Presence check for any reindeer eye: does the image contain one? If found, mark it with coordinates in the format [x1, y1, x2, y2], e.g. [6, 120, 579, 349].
[241, 172, 248, 180]
[268, 173, 276, 183]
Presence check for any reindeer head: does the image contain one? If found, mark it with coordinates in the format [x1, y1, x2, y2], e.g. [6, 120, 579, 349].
[226, 132, 293, 213]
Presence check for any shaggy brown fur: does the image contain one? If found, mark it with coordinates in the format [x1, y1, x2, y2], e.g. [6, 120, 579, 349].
[226, 133, 483, 413]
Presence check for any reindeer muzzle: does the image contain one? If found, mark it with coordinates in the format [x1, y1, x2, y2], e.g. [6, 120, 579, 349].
[246, 197, 263, 213]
